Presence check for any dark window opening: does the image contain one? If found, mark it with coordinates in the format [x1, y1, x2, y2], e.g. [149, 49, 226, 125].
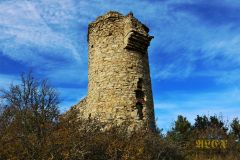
[135, 90, 144, 99]
[135, 78, 144, 120]
[136, 102, 143, 120]
[137, 78, 143, 89]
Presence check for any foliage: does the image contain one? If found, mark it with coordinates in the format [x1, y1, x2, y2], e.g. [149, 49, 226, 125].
[167, 115, 191, 142]
[0, 72, 60, 160]
[0, 73, 239, 159]
[167, 114, 240, 160]
[230, 118, 240, 141]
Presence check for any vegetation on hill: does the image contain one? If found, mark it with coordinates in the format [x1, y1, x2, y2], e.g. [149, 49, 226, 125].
[0, 73, 239, 160]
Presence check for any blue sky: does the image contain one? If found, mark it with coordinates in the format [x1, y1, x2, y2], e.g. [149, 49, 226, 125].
[0, 0, 240, 131]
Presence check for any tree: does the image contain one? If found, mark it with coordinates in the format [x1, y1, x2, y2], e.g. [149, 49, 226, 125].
[230, 118, 240, 141]
[193, 115, 227, 132]
[192, 115, 228, 140]
[193, 115, 209, 130]
[0, 72, 60, 159]
[174, 115, 191, 134]
[167, 115, 191, 141]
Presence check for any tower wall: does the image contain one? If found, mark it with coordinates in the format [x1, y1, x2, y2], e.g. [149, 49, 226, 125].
[78, 11, 155, 129]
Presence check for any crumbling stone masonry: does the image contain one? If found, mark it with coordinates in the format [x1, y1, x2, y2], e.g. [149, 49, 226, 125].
[74, 11, 156, 130]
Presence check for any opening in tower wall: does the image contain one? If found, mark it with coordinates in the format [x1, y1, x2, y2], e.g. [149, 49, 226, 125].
[135, 78, 144, 120]
[137, 78, 143, 89]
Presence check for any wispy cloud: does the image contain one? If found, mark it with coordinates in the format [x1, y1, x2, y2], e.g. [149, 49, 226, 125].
[171, 0, 240, 26]
[149, 0, 240, 85]
[0, 0, 82, 66]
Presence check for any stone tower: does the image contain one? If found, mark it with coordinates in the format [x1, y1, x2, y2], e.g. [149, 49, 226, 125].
[75, 11, 156, 130]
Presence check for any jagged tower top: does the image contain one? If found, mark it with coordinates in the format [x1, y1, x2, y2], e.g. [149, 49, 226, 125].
[89, 11, 149, 32]
[88, 11, 153, 53]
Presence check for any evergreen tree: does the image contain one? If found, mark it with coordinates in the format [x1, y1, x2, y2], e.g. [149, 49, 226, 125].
[230, 118, 240, 141]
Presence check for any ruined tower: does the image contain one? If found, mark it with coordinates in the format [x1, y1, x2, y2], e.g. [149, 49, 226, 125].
[75, 11, 156, 130]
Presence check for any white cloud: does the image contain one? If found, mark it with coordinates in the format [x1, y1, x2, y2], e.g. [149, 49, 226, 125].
[150, 5, 240, 84]
[0, 0, 82, 66]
